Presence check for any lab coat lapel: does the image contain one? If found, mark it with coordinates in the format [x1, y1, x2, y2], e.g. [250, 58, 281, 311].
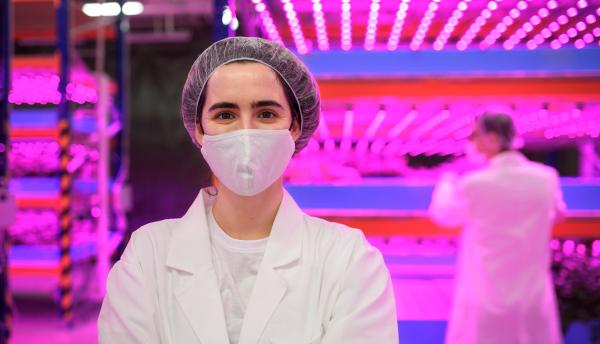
[238, 189, 304, 344]
[167, 189, 230, 344]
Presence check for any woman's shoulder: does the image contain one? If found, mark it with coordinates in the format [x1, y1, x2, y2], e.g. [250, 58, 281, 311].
[125, 218, 181, 263]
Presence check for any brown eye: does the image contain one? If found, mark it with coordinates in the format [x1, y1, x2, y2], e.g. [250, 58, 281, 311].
[259, 111, 276, 119]
[216, 112, 234, 120]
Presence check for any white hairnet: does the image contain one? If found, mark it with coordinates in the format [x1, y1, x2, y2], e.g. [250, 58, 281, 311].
[181, 37, 321, 155]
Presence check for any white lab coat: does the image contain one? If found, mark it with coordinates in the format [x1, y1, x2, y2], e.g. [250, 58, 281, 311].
[98, 188, 398, 344]
[429, 151, 566, 344]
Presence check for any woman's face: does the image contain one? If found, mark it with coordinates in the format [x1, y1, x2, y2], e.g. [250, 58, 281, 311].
[195, 62, 301, 145]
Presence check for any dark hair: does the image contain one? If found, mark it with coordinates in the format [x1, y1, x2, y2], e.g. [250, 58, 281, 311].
[196, 60, 301, 137]
[475, 113, 516, 151]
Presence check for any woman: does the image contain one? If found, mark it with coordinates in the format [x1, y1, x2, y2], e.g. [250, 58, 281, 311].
[98, 37, 398, 344]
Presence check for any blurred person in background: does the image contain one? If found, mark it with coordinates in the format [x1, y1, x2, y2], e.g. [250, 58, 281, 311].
[428, 111, 566, 344]
[98, 37, 398, 344]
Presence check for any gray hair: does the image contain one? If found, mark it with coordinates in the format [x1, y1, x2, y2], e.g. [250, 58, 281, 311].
[181, 37, 321, 156]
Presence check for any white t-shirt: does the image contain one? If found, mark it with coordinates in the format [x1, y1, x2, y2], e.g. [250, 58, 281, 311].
[206, 205, 269, 344]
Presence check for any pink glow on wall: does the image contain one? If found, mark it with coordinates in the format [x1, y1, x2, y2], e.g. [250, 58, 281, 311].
[340, 0, 352, 50]
[457, 0, 500, 50]
[312, 0, 329, 50]
[281, 0, 308, 53]
[387, 110, 418, 140]
[411, 0, 442, 51]
[433, 1, 469, 51]
[252, 0, 283, 45]
[364, 0, 381, 50]
[9, 75, 61, 105]
[387, 0, 410, 51]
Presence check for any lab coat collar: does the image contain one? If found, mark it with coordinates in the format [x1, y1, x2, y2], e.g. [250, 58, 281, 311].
[167, 188, 229, 344]
[238, 188, 305, 344]
[166, 187, 305, 344]
[489, 150, 527, 168]
[166, 188, 216, 273]
[166, 187, 303, 273]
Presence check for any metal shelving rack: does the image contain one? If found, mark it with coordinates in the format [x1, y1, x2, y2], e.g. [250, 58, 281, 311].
[1, 0, 129, 329]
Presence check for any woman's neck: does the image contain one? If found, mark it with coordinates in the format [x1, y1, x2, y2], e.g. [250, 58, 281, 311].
[211, 177, 284, 240]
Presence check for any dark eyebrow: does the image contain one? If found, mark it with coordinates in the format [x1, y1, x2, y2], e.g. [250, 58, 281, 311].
[251, 100, 285, 109]
[208, 102, 239, 111]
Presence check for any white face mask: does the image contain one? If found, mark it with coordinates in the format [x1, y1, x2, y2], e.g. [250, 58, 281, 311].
[200, 129, 295, 196]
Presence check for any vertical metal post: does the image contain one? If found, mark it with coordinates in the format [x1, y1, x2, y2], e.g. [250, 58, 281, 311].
[96, 74, 109, 297]
[115, 1, 128, 176]
[113, 0, 131, 261]
[213, 0, 228, 42]
[56, 0, 73, 326]
[0, 0, 13, 341]
[1, 0, 11, 181]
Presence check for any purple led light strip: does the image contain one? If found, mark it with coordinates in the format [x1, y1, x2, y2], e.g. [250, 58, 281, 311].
[364, 0, 381, 50]
[340, 0, 352, 50]
[479, 0, 535, 50]
[433, 0, 470, 51]
[251, 0, 284, 45]
[456, 0, 504, 51]
[312, 0, 330, 50]
[502, 0, 560, 50]
[410, 0, 442, 51]
[550, 7, 600, 49]
[281, 0, 308, 53]
[386, 0, 410, 51]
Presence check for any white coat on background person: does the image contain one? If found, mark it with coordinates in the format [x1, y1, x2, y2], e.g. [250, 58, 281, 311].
[428, 112, 566, 344]
[98, 37, 398, 344]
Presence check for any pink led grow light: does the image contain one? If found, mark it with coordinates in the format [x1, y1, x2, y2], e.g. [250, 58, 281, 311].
[364, 109, 386, 140]
[364, 0, 381, 50]
[252, 0, 284, 45]
[409, 110, 450, 139]
[341, 0, 353, 50]
[282, 0, 308, 53]
[501, 0, 559, 50]
[457, 0, 502, 50]
[433, 1, 470, 51]
[312, 0, 330, 50]
[387, 0, 410, 51]
[9, 75, 62, 105]
[386, 110, 418, 140]
[411, 0, 442, 51]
